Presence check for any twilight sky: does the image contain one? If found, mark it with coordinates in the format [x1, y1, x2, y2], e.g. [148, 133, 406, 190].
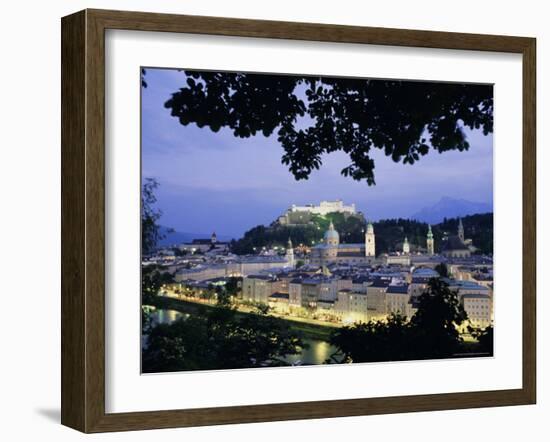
[142, 68, 493, 239]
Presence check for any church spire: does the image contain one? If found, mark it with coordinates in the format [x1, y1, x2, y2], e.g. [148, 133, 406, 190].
[458, 218, 465, 242]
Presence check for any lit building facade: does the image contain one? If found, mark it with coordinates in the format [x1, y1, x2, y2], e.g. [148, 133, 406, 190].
[461, 293, 492, 329]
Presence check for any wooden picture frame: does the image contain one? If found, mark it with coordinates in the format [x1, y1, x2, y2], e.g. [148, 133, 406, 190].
[61, 8, 536, 433]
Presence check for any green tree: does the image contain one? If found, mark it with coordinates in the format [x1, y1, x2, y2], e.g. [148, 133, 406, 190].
[329, 313, 411, 363]
[214, 285, 232, 308]
[224, 277, 241, 297]
[409, 279, 468, 358]
[231, 223, 323, 255]
[164, 72, 492, 184]
[141, 306, 154, 335]
[434, 263, 449, 278]
[142, 265, 174, 305]
[470, 325, 494, 356]
[172, 247, 187, 257]
[142, 302, 303, 372]
[141, 178, 163, 255]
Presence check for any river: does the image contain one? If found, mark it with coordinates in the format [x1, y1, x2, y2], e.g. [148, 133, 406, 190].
[284, 339, 338, 366]
[149, 308, 188, 325]
[147, 308, 337, 366]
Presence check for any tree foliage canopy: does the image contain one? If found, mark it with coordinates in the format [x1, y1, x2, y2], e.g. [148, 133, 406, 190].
[142, 301, 304, 372]
[164, 71, 493, 184]
[141, 178, 163, 255]
[329, 313, 412, 363]
[410, 278, 468, 358]
[142, 265, 175, 305]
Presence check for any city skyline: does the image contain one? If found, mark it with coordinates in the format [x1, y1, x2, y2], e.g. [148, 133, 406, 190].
[142, 68, 493, 238]
[141, 67, 495, 373]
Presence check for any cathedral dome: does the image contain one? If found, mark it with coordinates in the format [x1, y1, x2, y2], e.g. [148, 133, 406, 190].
[324, 221, 339, 244]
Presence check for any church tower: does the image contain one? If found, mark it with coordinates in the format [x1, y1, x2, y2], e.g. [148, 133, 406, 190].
[458, 218, 465, 243]
[426, 225, 434, 255]
[403, 237, 410, 254]
[365, 222, 376, 257]
[285, 238, 295, 268]
[211, 232, 217, 244]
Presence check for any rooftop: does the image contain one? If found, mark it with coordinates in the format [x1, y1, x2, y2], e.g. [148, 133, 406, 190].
[337, 251, 366, 257]
[352, 276, 370, 284]
[387, 284, 409, 294]
[369, 279, 391, 288]
[443, 278, 488, 291]
[411, 276, 434, 284]
[244, 274, 277, 281]
[236, 256, 287, 263]
[413, 268, 440, 278]
[269, 292, 290, 300]
[462, 293, 490, 299]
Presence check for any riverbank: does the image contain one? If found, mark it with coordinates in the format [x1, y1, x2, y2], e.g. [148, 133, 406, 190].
[146, 295, 338, 342]
[145, 296, 489, 360]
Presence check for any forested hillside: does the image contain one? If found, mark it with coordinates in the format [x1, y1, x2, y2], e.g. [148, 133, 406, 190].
[229, 212, 493, 255]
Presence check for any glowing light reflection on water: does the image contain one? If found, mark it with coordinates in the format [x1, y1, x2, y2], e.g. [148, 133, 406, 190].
[284, 340, 338, 366]
[151, 309, 187, 325]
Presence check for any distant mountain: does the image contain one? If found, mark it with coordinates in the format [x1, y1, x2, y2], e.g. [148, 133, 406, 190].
[411, 197, 492, 224]
[157, 226, 231, 247]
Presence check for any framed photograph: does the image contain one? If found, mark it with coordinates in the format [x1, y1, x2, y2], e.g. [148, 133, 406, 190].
[61, 9, 536, 433]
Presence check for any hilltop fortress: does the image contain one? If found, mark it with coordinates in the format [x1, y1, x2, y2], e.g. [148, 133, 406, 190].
[278, 200, 360, 225]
